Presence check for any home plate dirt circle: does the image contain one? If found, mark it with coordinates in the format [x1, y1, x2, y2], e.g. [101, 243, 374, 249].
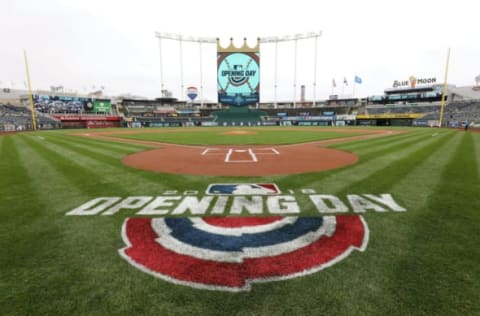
[122, 143, 358, 177]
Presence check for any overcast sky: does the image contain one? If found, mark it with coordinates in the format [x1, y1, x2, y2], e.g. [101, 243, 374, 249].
[1, 0, 479, 102]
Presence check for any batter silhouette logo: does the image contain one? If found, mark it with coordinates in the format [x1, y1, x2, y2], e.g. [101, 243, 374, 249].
[206, 183, 280, 195]
[119, 214, 369, 291]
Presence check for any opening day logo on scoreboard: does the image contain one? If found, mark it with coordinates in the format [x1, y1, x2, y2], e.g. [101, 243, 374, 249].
[217, 38, 260, 106]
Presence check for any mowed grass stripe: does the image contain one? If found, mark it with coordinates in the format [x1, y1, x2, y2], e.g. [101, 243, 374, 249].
[59, 133, 151, 153]
[284, 132, 464, 314]
[350, 130, 447, 160]
[40, 134, 172, 188]
[296, 130, 454, 195]
[45, 134, 129, 160]
[14, 136, 95, 215]
[275, 130, 443, 192]
[22, 134, 179, 198]
[326, 130, 446, 175]
[331, 129, 420, 151]
[347, 132, 463, 313]
[27, 133, 228, 198]
[7, 137, 128, 315]
[19, 135, 131, 198]
[389, 132, 480, 315]
[0, 136, 67, 315]
[35, 134, 176, 193]
[0, 136, 43, 222]
[390, 131, 463, 212]
[473, 132, 480, 177]
[337, 131, 457, 194]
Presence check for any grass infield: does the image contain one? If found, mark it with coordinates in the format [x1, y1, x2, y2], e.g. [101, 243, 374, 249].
[0, 126, 479, 315]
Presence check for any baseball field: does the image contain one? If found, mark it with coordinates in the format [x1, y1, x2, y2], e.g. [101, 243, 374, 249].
[1, 126, 479, 315]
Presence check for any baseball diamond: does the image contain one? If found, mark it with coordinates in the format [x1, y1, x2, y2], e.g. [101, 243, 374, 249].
[1, 126, 480, 315]
[79, 127, 397, 176]
[2, 3, 480, 312]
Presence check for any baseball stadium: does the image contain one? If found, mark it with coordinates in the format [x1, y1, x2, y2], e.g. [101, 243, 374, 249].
[1, 32, 480, 315]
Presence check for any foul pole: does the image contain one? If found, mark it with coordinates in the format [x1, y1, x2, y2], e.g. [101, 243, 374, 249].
[439, 48, 451, 127]
[23, 50, 37, 131]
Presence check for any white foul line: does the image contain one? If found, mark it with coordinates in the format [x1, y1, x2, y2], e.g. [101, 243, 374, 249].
[202, 148, 223, 155]
[225, 149, 233, 162]
[248, 148, 258, 162]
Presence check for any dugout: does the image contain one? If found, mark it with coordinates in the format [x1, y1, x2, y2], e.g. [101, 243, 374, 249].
[356, 113, 424, 126]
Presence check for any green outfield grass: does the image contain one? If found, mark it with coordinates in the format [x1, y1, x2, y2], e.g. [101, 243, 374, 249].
[112, 126, 370, 145]
[1, 127, 479, 315]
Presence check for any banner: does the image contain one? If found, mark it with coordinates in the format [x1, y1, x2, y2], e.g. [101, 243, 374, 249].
[32, 95, 111, 113]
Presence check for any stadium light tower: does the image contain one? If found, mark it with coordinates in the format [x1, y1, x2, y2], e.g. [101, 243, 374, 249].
[312, 33, 320, 107]
[260, 31, 322, 108]
[155, 32, 216, 107]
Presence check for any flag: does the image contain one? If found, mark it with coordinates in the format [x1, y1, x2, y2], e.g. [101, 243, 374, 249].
[355, 76, 362, 84]
[343, 77, 348, 86]
[332, 78, 336, 88]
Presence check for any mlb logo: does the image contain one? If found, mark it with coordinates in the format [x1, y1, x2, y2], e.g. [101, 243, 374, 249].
[206, 183, 280, 195]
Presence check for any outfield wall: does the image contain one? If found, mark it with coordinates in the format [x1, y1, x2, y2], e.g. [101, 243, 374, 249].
[52, 115, 122, 128]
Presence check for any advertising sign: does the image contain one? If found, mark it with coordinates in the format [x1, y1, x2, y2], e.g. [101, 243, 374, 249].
[93, 100, 111, 113]
[187, 86, 198, 102]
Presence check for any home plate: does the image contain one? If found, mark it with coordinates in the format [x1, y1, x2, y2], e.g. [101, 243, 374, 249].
[226, 148, 257, 162]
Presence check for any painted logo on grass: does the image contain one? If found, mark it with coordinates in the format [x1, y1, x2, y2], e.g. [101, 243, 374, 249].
[206, 183, 280, 195]
[119, 215, 368, 292]
[66, 182, 407, 291]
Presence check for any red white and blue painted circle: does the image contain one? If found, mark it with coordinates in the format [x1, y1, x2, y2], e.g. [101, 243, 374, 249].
[120, 216, 369, 292]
